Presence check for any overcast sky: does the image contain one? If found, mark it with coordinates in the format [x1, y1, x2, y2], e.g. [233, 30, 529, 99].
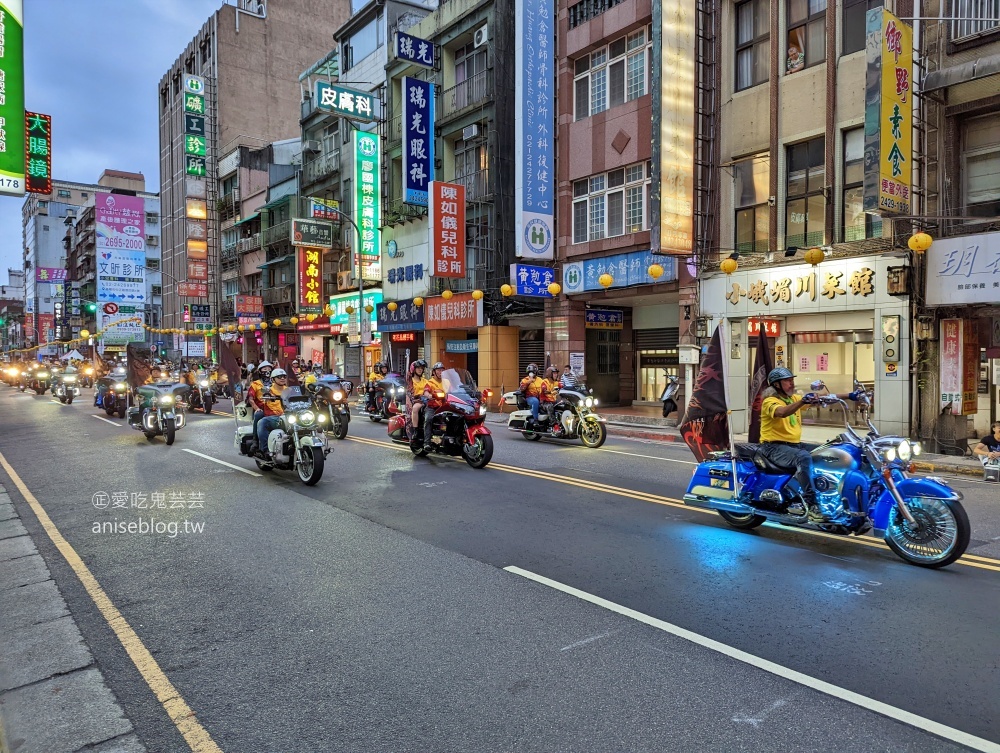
[0, 0, 225, 277]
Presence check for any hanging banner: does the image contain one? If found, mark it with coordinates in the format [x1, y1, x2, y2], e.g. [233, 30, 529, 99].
[402, 77, 434, 206]
[96, 193, 146, 303]
[514, 0, 554, 260]
[424, 291, 483, 330]
[429, 181, 466, 278]
[24, 112, 51, 194]
[354, 130, 381, 262]
[863, 8, 912, 216]
[0, 0, 25, 196]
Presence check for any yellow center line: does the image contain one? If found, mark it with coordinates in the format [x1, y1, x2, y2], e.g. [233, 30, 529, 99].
[345, 436, 1000, 573]
[0, 451, 222, 753]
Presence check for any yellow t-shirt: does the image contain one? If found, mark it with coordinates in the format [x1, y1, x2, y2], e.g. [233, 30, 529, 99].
[760, 393, 803, 443]
[409, 375, 429, 398]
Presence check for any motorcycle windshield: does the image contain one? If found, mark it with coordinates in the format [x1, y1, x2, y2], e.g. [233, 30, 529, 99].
[441, 369, 480, 404]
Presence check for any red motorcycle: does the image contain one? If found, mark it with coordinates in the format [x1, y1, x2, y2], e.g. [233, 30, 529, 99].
[388, 368, 494, 469]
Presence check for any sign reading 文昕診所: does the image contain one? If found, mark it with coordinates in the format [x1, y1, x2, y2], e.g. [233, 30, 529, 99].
[96, 193, 146, 304]
[0, 0, 25, 196]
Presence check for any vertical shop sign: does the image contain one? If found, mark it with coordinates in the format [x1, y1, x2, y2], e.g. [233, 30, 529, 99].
[402, 77, 433, 206]
[0, 0, 25, 196]
[354, 131, 381, 266]
[24, 112, 51, 194]
[429, 181, 465, 277]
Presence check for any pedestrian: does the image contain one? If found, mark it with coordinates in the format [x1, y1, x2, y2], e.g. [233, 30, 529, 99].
[559, 364, 577, 389]
[973, 422, 1000, 481]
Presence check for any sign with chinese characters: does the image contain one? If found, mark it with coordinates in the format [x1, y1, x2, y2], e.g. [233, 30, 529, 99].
[184, 92, 205, 116]
[354, 131, 381, 261]
[328, 290, 381, 328]
[185, 114, 205, 137]
[395, 31, 435, 68]
[235, 295, 263, 317]
[562, 250, 677, 294]
[308, 197, 340, 220]
[939, 318, 969, 415]
[656, 0, 696, 254]
[35, 267, 67, 283]
[700, 256, 902, 317]
[585, 309, 624, 330]
[0, 0, 25, 196]
[179, 282, 208, 298]
[183, 303, 211, 324]
[424, 292, 483, 330]
[186, 155, 206, 177]
[924, 231, 1000, 306]
[99, 305, 143, 345]
[514, 0, 554, 260]
[816, 354, 829, 372]
[510, 264, 556, 297]
[291, 218, 334, 248]
[298, 247, 324, 312]
[747, 318, 780, 337]
[429, 181, 465, 277]
[386, 263, 424, 285]
[316, 81, 375, 121]
[24, 112, 51, 194]
[402, 77, 434, 205]
[187, 259, 208, 281]
[38, 313, 53, 345]
[185, 133, 206, 157]
[863, 8, 912, 216]
[446, 339, 478, 353]
[96, 193, 146, 303]
[376, 298, 425, 332]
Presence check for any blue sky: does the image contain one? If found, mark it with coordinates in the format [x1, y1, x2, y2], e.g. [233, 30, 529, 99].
[0, 0, 225, 277]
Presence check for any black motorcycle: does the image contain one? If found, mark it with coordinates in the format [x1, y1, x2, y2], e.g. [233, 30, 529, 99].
[186, 373, 216, 414]
[127, 383, 189, 445]
[306, 375, 354, 440]
[362, 373, 404, 423]
[53, 369, 82, 404]
[31, 368, 52, 395]
[96, 374, 130, 418]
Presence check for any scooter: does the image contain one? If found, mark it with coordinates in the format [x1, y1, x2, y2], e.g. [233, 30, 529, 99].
[661, 373, 680, 417]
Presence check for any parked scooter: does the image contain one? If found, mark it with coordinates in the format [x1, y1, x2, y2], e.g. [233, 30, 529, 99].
[661, 373, 680, 418]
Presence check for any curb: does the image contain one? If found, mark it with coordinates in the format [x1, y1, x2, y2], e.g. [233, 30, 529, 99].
[912, 460, 985, 479]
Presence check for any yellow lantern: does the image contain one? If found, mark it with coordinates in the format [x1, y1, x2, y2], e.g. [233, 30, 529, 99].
[238, 324, 245, 332]
[441, 289, 454, 300]
[648, 263, 664, 279]
[260, 322, 268, 330]
[500, 284, 513, 297]
[598, 273, 614, 289]
[720, 258, 738, 275]
[345, 305, 355, 315]
[273, 318, 282, 327]
[387, 301, 398, 312]
[80, 329, 90, 338]
[323, 305, 333, 316]
[908, 232, 933, 253]
[364, 304, 374, 314]
[290, 316, 299, 325]
[471, 289, 484, 300]
[413, 297, 424, 307]
[306, 313, 316, 322]
[804, 247, 825, 266]
[547, 282, 561, 296]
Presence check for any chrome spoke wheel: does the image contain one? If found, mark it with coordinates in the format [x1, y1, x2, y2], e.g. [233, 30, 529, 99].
[886, 497, 959, 565]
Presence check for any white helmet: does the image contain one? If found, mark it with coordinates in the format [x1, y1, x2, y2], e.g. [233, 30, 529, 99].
[246, 363, 255, 372]
[270, 368, 287, 378]
[257, 360, 273, 371]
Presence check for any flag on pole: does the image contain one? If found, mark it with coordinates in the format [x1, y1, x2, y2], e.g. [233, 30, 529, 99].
[125, 342, 152, 391]
[747, 320, 774, 443]
[678, 325, 730, 462]
[217, 337, 242, 395]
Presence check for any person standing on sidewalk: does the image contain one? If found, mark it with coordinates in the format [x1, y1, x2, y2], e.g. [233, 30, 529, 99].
[973, 422, 1000, 480]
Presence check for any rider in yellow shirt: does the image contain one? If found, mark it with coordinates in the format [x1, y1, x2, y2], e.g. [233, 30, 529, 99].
[519, 363, 544, 425]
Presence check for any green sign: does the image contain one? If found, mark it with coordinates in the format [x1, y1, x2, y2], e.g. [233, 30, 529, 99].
[328, 290, 382, 327]
[185, 155, 206, 177]
[185, 134, 206, 156]
[184, 93, 205, 115]
[0, 0, 25, 196]
[354, 131, 381, 259]
[316, 81, 376, 121]
[185, 114, 205, 137]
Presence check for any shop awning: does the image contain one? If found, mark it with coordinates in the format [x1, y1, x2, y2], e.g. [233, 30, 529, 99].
[257, 254, 295, 269]
[259, 195, 291, 212]
[923, 53, 1000, 92]
[234, 212, 260, 226]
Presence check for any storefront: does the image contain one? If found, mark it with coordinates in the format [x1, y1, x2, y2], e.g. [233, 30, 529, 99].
[700, 254, 910, 436]
[327, 290, 381, 380]
[422, 291, 484, 376]
[375, 297, 425, 373]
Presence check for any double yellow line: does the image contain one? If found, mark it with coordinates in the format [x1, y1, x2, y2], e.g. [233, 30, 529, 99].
[347, 436, 1000, 573]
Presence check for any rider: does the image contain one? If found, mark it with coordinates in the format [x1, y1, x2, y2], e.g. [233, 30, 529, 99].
[519, 363, 544, 426]
[540, 366, 560, 424]
[406, 360, 428, 442]
[365, 361, 384, 411]
[302, 362, 325, 389]
[248, 360, 274, 441]
[421, 362, 446, 451]
[255, 368, 288, 457]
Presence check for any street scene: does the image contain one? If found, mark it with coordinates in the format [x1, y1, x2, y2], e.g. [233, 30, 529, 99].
[0, 0, 999, 750]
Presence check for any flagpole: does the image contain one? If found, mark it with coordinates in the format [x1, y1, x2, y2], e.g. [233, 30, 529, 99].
[720, 318, 741, 498]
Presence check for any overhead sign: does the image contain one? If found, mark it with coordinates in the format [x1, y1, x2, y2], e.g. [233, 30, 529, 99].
[585, 309, 624, 330]
[354, 131, 381, 258]
[298, 247, 323, 312]
[316, 81, 375, 121]
[925, 232, 1000, 306]
[235, 295, 263, 317]
[178, 282, 208, 298]
[510, 264, 556, 297]
[424, 291, 483, 330]
[562, 250, 677, 294]
[24, 112, 51, 194]
[429, 181, 465, 277]
[402, 77, 434, 205]
[395, 31, 435, 68]
[183, 303, 211, 323]
[375, 298, 425, 332]
[0, 0, 25, 197]
[514, 0, 554, 260]
[35, 267, 67, 283]
[96, 193, 146, 303]
[308, 196, 340, 220]
[863, 8, 912, 216]
[291, 218, 335, 248]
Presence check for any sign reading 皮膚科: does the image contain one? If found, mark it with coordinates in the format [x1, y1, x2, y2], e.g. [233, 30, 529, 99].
[317, 82, 376, 121]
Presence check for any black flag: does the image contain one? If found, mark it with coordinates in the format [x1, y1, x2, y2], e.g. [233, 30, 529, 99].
[218, 337, 242, 394]
[678, 326, 730, 462]
[747, 321, 774, 443]
[125, 342, 152, 391]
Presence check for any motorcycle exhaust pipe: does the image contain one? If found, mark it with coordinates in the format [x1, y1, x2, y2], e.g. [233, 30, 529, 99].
[682, 493, 753, 514]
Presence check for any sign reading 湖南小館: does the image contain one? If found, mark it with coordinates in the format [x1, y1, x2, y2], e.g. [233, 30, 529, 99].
[424, 292, 483, 330]
[96, 193, 146, 304]
[291, 218, 334, 248]
[429, 181, 465, 277]
[0, 0, 25, 197]
[510, 264, 556, 297]
[402, 78, 434, 206]
[924, 231, 1000, 306]
[863, 8, 912, 216]
[317, 82, 376, 121]
[395, 31, 435, 68]
[24, 112, 51, 194]
[298, 247, 324, 313]
[514, 0, 554, 260]
[585, 309, 624, 330]
[375, 299, 425, 333]
[354, 131, 381, 274]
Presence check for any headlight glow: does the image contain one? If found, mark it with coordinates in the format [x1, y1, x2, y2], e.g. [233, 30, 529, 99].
[64, 376, 76, 382]
[333, 391, 344, 401]
[318, 413, 327, 423]
[911, 442, 922, 457]
[37, 372, 48, 378]
[885, 446, 897, 462]
[288, 415, 297, 424]
[159, 395, 174, 404]
[897, 440, 912, 462]
[584, 397, 594, 408]
[115, 383, 126, 390]
[594, 398, 599, 406]
[299, 411, 316, 425]
[199, 380, 210, 387]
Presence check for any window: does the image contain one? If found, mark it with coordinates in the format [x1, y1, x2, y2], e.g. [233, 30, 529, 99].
[57, 189, 71, 198]
[151, 285, 162, 296]
[596, 330, 620, 374]
[81, 192, 88, 198]
[572, 162, 650, 243]
[454, 136, 488, 200]
[951, 0, 1000, 41]
[224, 279, 239, 297]
[343, 12, 384, 71]
[573, 28, 650, 121]
[842, 129, 882, 240]
[568, 0, 626, 29]
[454, 43, 488, 109]
[734, 156, 770, 253]
[786, 0, 826, 74]
[962, 114, 1000, 217]
[145, 257, 161, 270]
[842, 0, 881, 55]
[785, 137, 825, 247]
[736, 0, 769, 90]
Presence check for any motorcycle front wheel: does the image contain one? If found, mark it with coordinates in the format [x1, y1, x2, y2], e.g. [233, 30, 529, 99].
[522, 431, 542, 441]
[204, 396, 214, 414]
[297, 446, 324, 485]
[66, 394, 74, 405]
[662, 399, 676, 418]
[332, 414, 349, 440]
[463, 434, 494, 469]
[163, 419, 176, 446]
[579, 418, 607, 449]
[718, 510, 767, 529]
[885, 496, 970, 568]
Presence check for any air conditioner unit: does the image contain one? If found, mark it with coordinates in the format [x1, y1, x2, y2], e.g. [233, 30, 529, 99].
[462, 124, 479, 141]
[337, 270, 356, 291]
[474, 25, 488, 48]
[303, 139, 321, 153]
[146, 236, 159, 246]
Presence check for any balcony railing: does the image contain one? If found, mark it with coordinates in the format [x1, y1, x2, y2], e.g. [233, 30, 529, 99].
[387, 113, 402, 148]
[221, 243, 239, 261]
[218, 190, 240, 222]
[568, 0, 625, 28]
[302, 149, 341, 186]
[454, 169, 491, 202]
[385, 198, 427, 225]
[220, 299, 235, 318]
[439, 70, 493, 120]
[263, 285, 294, 306]
[237, 233, 261, 253]
[263, 220, 291, 247]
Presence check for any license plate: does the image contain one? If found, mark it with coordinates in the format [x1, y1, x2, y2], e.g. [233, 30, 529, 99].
[710, 478, 731, 489]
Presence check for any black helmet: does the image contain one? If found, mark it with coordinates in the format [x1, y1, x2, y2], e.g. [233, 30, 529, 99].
[431, 361, 444, 371]
[526, 363, 538, 375]
[414, 359, 427, 369]
[767, 367, 795, 387]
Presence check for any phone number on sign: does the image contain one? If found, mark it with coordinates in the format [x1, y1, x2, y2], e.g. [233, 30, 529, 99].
[100, 237, 145, 250]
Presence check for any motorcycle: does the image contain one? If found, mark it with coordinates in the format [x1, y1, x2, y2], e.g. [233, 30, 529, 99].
[305, 375, 354, 440]
[234, 387, 330, 485]
[126, 383, 188, 445]
[388, 368, 494, 469]
[683, 381, 971, 568]
[186, 372, 216, 414]
[96, 372, 130, 418]
[81, 366, 95, 388]
[53, 369, 81, 404]
[31, 368, 52, 395]
[502, 384, 607, 448]
[361, 373, 404, 423]
[661, 373, 680, 418]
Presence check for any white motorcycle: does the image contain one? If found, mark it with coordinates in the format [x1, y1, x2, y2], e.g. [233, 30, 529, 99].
[502, 385, 607, 448]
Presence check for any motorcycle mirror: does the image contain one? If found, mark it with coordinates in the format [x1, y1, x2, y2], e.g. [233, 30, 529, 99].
[810, 380, 826, 391]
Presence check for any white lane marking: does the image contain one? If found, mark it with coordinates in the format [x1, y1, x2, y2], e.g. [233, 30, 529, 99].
[593, 447, 697, 465]
[91, 415, 121, 426]
[560, 631, 614, 652]
[181, 448, 262, 477]
[504, 566, 1000, 753]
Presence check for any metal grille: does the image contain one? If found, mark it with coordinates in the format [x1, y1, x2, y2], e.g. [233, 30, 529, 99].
[635, 328, 679, 350]
[518, 335, 545, 374]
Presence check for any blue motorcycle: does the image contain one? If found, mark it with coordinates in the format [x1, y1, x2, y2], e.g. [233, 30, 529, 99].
[684, 381, 970, 568]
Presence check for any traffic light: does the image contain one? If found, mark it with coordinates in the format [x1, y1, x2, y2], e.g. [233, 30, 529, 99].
[85, 302, 97, 313]
[0, 317, 5, 326]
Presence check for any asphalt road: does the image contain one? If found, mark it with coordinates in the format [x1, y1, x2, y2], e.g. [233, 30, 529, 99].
[1, 385, 998, 752]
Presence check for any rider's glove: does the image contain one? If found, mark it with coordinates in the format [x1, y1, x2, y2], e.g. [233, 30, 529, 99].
[803, 392, 819, 404]
[847, 390, 861, 401]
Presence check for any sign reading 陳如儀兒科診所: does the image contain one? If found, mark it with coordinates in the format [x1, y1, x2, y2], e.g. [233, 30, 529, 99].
[0, 1, 26, 197]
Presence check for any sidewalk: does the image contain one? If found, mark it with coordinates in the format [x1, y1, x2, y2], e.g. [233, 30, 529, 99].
[0, 482, 146, 753]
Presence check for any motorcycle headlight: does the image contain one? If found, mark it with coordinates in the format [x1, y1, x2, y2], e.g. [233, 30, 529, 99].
[199, 380, 210, 388]
[159, 395, 174, 404]
[37, 372, 48, 378]
[896, 440, 912, 462]
[288, 414, 297, 424]
[584, 397, 594, 408]
[299, 410, 316, 426]
[318, 413, 327, 423]
[911, 442, 922, 457]
[479, 405, 487, 415]
[64, 376, 76, 382]
[885, 446, 897, 462]
[115, 383, 126, 390]
[333, 391, 344, 401]
[85, 368, 94, 375]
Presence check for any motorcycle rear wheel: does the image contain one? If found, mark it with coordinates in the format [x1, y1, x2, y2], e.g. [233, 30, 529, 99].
[463, 434, 494, 469]
[718, 510, 767, 529]
[66, 395, 74, 405]
[163, 419, 176, 446]
[885, 496, 970, 568]
[522, 431, 542, 441]
[297, 446, 325, 485]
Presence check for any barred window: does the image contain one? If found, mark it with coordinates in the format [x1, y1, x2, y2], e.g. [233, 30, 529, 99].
[573, 27, 650, 121]
[572, 163, 651, 243]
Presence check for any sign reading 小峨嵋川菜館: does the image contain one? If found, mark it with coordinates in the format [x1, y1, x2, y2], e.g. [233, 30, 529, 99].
[402, 77, 434, 206]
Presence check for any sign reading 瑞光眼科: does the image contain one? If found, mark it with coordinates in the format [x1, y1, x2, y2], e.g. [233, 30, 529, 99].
[24, 112, 51, 194]
[429, 182, 465, 278]
[317, 82, 376, 121]
[863, 8, 912, 216]
[403, 78, 434, 206]
[354, 131, 381, 262]
[376, 298, 425, 332]
[0, 0, 26, 196]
